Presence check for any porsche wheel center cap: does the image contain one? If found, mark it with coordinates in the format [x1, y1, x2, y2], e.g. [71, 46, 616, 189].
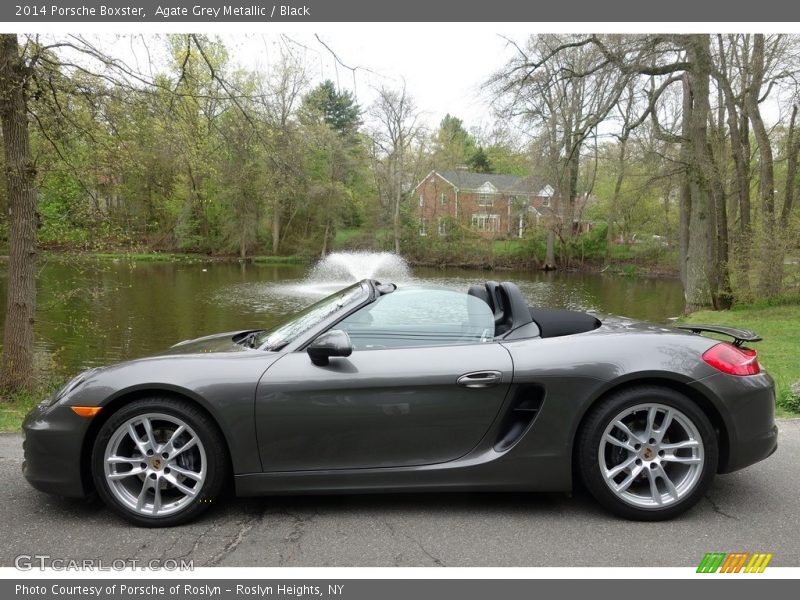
[642, 447, 655, 461]
[150, 458, 163, 470]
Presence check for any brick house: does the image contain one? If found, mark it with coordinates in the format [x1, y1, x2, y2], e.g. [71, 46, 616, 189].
[412, 169, 588, 239]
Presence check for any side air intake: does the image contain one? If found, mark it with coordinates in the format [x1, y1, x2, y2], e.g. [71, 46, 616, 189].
[494, 386, 544, 452]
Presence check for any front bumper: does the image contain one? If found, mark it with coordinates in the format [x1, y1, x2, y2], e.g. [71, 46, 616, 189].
[692, 371, 778, 474]
[22, 402, 92, 498]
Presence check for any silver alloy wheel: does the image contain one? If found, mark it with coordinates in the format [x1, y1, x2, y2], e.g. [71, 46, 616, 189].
[103, 412, 207, 517]
[598, 403, 704, 508]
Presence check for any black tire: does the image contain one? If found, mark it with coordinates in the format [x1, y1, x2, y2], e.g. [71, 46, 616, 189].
[578, 386, 718, 521]
[92, 397, 229, 527]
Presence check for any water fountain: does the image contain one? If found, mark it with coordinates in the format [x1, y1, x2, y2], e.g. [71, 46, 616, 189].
[307, 251, 412, 284]
[282, 251, 412, 297]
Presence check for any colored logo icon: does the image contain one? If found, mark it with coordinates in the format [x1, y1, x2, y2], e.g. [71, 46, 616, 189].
[697, 552, 773, 573]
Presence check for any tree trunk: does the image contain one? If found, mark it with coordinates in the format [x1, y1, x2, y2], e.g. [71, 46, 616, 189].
[544, 228, 556, 270]
[605, 135, 628, 264]
[708, 142, 733, 309]
[746, 35, 782, 298]
[394, 150, 403, 255]
[0, 34, 37, 392]
[781, 104, 799, 229]
[272, 198, 281, 255]
[716, 35, 752, 300]
[678, 75, 692, 292]
[683, 36, 716, 312]
[321, 219, 330, 257]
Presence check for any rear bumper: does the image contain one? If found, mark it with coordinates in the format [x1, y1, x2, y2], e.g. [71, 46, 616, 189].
[22, 403, 91, 498]
[722, 423, 778, 473]
[692, 371, 778, 474]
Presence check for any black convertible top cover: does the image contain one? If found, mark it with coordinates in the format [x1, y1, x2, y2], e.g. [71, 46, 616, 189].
[528, 307, 601, 339]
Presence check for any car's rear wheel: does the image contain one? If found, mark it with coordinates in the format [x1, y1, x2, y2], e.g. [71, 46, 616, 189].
[578, 386, 718, 520]
[92, 397, 228, 527]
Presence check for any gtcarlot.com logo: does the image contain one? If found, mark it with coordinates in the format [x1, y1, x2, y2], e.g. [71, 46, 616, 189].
[697, 552, 773, 573]
[14, 554, 193, 571]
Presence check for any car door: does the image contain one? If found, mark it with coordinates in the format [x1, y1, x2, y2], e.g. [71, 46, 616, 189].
[255, 288, 513, 471]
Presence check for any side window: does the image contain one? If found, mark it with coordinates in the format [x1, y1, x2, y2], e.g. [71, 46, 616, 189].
[337, 289, 495, 351]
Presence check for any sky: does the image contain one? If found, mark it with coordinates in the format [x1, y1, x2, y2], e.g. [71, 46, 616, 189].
[57, 30, 789, 141]
[241, 31, 518, 130]
[108, 30, 521, 133]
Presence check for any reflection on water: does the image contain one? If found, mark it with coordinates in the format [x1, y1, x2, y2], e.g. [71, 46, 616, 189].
[0, 254, 685, 376]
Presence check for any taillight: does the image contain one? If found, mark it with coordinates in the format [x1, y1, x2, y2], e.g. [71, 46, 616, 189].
[702, 342, 760, 376]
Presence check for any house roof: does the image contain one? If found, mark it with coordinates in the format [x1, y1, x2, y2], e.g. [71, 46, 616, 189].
[528, 205, 556, 218]
[436, 170, 545, 194]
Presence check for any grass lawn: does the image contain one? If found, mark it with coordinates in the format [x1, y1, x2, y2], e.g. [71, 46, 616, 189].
[492, 239, 530, 259]
[0, 383, 58, 432]
[250, 255, 308, 265]
[681, 303, 800, 416]
[86, 252, 309, 265]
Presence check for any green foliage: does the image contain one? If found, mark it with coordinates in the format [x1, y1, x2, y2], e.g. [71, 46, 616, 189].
[783, 387, 800, 414]
[11, 36, 376, 260]
[574, 222, 608, 257]
[431, 114, 478, 169]
[483, 143, 529, 176]
[0, 350, 63, 431]
[300, 80, 361, 134]
[467, 147, 493, 173]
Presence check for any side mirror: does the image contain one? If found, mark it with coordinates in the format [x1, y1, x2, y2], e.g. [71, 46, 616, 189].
[307, 330, 353, 366]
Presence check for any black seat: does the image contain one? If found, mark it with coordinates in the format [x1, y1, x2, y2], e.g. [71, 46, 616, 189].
[469, 282, 601, 339]
[468, 281, 531, 336]
[468, 284, 505, 326]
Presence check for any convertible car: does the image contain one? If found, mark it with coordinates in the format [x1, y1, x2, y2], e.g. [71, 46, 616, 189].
[23, 279, 777, 526]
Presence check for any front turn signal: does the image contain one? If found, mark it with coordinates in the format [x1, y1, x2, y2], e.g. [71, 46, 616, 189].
[71, 406, 102, 418]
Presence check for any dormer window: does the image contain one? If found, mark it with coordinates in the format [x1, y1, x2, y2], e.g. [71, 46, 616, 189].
[476, 181, 497, 207]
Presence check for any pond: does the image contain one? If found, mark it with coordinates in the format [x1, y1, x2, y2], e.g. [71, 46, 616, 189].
[0, 252, 685, 377]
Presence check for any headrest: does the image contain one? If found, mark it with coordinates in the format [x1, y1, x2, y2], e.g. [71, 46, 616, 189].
[467, 284, 491, 307]
[484, 281, 505, 325]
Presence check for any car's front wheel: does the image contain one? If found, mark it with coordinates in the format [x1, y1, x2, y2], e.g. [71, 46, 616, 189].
[578, 386, 718, 520]
[92, 397, 228, 527]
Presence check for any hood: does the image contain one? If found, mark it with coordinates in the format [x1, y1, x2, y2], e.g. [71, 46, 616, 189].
[161, 330, 258, 355]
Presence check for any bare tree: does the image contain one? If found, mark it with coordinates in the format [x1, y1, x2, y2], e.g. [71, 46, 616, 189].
[258, 46, 308, 254]
[369, 85, 423, 254]
[605, 81, 644, 262]
[491, 35, 631, 268]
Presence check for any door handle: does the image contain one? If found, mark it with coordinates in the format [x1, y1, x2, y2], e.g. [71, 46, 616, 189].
[457, 371, 502, 388]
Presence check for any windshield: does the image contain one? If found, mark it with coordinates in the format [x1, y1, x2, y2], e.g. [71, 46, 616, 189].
[254, 281, 369, 351]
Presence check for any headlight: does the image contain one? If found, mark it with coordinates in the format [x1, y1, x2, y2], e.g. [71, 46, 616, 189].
[40, 369, 94, 408]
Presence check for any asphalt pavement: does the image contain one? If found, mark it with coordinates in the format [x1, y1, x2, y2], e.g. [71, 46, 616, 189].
[1, 420, 798, 567]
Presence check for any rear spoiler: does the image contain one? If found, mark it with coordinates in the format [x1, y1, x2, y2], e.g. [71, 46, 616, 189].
[675, 324, 762, 347]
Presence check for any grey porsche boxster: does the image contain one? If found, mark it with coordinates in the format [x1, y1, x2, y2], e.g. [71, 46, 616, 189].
[23, 279, 777, 526]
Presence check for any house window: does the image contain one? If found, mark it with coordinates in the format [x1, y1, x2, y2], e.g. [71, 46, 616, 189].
[438, 218, 447, 236]
[419, 194, 424, 207]
[471, 214, 500, 232]
[542, 196, 550, 207]
[419, 219, 427, 236]
[478, 193, 494, 207]
[440, 192, 447, 205]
